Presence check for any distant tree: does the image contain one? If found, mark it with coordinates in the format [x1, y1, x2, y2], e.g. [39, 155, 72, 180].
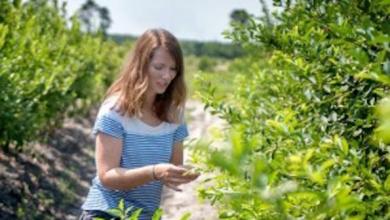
[230, 9, 250, 25]
[77, 0, 111, 36]
[272, 0, 293, 9]
[179, 40, 245, 59]
[99, 7, 111, 33]
[230, 2, 273, 27]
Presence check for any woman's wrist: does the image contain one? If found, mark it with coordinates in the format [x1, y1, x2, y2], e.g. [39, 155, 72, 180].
[152, 164, 159, 180]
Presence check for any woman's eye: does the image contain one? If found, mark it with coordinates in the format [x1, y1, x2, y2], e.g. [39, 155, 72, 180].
[154, 65, 163, 70]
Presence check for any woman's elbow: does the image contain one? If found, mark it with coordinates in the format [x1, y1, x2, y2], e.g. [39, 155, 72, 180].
[98, 172, 114, 189]
[98, 172, 106, 183]
[98, 171, 129, 190]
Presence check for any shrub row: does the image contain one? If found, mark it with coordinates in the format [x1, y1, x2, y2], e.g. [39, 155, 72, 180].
[195, 1, 390, 219]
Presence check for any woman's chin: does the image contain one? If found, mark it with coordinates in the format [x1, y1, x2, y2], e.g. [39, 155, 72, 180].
[156, 89, 166, 94]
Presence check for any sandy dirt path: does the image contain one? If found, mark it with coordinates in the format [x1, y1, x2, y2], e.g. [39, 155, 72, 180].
[160, 99, 226, 220]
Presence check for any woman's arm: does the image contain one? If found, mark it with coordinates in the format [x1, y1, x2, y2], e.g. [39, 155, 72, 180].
[96, 132, 155, 190]
[170, 141, 184, 166]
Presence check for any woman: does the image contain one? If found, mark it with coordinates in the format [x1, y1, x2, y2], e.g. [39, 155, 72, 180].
[80, 28, 199, 220]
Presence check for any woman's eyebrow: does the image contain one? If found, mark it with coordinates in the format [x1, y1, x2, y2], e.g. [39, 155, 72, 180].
[153, 62, 176, 68]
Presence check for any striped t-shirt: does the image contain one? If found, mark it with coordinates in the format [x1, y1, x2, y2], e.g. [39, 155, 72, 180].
[81, 97, 189, 219]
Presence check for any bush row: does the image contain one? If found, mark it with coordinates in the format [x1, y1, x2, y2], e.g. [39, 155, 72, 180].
[195, 1, 390, 219]
[0, 0, 125, 151]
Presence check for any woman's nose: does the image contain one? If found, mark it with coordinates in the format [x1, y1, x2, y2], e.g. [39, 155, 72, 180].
[162, 70, 173, 80]
[161, 71, 169, 80]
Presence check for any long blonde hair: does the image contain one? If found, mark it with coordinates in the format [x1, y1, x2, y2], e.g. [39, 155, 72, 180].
[105, 28, 186, 123]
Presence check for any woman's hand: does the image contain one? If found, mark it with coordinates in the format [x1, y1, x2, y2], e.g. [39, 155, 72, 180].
[178, 164, 200, 182]
[154, 163, 200, 191]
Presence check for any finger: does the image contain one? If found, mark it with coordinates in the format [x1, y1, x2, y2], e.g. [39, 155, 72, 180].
[168, 166, 188, 175]
[180, 174, 200, 183]
[178, 164, 194, 170]
[165, 183, 182, 192]
[169, 174, 199, 184]
[181, 169, 198, 177]
[168, 172, 189, 179]
[166, 177, 189, 184]
[181, 171, 200, 178]
[187, 173, 200, 180]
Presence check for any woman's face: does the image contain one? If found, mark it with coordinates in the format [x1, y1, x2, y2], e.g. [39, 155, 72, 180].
[147, 47, 177, 95]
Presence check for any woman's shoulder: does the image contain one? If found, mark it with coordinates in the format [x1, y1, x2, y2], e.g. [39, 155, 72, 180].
[101, 95, 119, 108]
[96, 95, 123, 121]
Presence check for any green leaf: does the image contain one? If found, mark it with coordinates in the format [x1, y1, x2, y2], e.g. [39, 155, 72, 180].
[383, 60, 390, 75]
[309, 171, 325, 185]
[106, 209, 122, 218]
[219, 210, 235, 218]
[152, 208, 163, 220]
[128, 208, 143, 220]
[231, 127, 245, 160]
[303, 149, 314, 165]
[320, 159, 336, 171]
[340, 137, 349, 155]
[125, 206, 134, 216]
[384, 175, 390, 192]
[180, 212, 191, 220]
[118, 199, 125, 211]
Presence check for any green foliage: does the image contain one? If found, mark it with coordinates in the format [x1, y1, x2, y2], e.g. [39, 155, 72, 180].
[375, 97, 390, 144]
[373, 51, 390, 145]
[0, 0, 124, 151]
[103, 199, 193, 220]
[198, 56, 217, 72]
[102, 199, 143, 220]
[108, 33, 137, 44]
[195, 0, 390, 219]
[181, 40, 245, 59]
[186, 55, 234, 98]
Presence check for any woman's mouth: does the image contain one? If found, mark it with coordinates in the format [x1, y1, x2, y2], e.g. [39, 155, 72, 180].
[157, 81, 167, 89]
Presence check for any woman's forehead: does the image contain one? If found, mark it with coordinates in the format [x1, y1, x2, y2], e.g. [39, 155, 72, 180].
[151, 48, 175, 64]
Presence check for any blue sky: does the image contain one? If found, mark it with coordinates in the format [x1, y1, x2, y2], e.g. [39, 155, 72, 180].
[61, 0, 274, 42]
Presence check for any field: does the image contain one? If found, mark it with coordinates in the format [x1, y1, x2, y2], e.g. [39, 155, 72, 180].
[1, 0, 389, 219]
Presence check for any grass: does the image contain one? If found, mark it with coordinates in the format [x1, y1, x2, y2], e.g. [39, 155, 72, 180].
[184, 55, 235, 100]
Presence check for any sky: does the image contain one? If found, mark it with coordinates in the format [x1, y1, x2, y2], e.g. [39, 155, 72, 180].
[60, 0, 274, 42]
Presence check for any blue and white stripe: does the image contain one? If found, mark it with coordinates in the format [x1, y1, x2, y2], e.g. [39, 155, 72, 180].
[81, 97, 189, 220]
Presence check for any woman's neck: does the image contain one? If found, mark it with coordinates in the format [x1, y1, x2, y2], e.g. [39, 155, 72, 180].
[143, 91, 156, 112]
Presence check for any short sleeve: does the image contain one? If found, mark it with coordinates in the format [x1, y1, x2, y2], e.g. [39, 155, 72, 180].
[92, 97, 124, 140]
[173, 123, 189, 143]
[92, 115, 124, 140]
